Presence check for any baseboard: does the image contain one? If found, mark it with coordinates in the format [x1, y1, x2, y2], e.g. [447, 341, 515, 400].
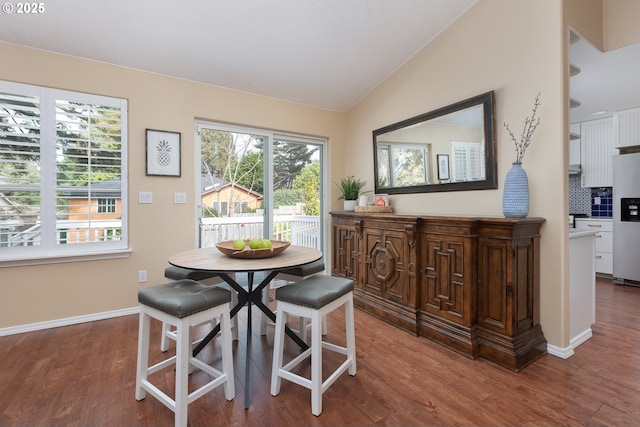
[570, 328, 593, 349]
[0, 307, 139, 337]
[546, 343, 574, 359]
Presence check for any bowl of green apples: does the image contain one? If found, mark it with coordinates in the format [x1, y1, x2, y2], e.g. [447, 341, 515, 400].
[215, 238, 290, 259]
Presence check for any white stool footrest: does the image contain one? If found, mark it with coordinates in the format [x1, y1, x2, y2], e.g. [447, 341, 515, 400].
[140, 379, 176, 412]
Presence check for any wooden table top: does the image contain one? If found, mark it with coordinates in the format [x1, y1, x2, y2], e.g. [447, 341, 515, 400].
[168, 245, 322, 273]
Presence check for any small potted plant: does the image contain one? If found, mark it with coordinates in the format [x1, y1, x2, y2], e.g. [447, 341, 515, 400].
[336, 175, 367, 211]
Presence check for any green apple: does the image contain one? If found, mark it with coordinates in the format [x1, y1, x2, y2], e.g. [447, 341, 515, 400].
[259, 239, 272, 249]
[232, 239, 246, 250]
[249, 238, 261, 249]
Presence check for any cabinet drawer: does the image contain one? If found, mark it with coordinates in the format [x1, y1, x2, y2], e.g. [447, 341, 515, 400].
[595, 251, 613, 275]
[594, 230, 613, 253]
[575, 218, 613, 232]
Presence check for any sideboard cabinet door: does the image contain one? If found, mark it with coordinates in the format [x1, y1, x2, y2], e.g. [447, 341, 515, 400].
[331, 218, 360, 282]
[361, 223, 418, 333]
[476, 219, 547, 371]
[418, 230, 477, 357]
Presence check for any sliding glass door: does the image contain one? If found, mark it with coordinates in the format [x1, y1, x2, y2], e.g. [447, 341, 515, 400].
[196, 122, 325, 253]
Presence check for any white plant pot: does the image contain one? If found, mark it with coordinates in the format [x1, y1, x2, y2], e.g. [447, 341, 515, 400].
[343, 200, 357, 211]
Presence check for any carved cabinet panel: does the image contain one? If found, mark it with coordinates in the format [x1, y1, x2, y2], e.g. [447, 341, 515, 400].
[420, 234, 471, 322]
[362, 227, 412, 305]
[417, 218, 477, 357]
[331, 220, 360, 281]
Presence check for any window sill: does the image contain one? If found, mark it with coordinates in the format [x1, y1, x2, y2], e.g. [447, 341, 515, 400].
[0, 248, 133, 268]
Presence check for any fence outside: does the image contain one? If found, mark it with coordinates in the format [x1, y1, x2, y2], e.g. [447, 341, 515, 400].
[3, 216, 320, 250]
[199, 215, 320, 249]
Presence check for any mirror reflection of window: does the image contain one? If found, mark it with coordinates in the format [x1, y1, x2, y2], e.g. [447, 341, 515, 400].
[376, 146, 391, 188]
[451, 141, 485, 182]
[378, 144, 430, 187]
[392, 145, 429, 187]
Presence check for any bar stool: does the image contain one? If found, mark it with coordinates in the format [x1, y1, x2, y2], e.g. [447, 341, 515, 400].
[135, 279, 235, 427]
[161, 266, 239, 352]
[270, 275, 356, 416]
[260, 259, 326, 341]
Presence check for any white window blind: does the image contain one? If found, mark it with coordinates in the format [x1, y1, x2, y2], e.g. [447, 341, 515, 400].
[0, 80, 128, 262]
[451, 141, 485, 182]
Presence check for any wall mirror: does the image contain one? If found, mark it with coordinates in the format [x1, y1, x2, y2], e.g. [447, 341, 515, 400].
[373, 91, 496, 194]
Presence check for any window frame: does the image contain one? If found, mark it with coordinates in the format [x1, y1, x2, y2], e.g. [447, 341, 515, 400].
[0, 80, 129, 266]
[195, 121, 327, 255]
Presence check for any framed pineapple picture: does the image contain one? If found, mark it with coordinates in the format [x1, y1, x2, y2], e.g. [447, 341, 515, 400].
[146, 129, 181, 177]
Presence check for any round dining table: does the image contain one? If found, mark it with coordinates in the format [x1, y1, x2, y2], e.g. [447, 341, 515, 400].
[168, 244, 322, 409]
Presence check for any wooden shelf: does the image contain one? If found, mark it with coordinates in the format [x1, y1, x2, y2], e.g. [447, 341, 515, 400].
[570, 29, 581, 45]
[570, 97, 581, 109]
[570, 63, 581, 77]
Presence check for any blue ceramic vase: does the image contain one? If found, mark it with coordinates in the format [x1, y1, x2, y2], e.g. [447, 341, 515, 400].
[503, 162, 529, 218]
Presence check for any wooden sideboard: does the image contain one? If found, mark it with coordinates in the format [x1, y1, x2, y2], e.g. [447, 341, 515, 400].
[330, 211, 547, 371]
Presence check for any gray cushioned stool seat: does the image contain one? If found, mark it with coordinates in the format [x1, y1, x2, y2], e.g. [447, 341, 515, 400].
[275, 275, 354, 309]
[164, 266, 219, 282]
[138, 279, 231, 319]
[277, 259, 325, 277]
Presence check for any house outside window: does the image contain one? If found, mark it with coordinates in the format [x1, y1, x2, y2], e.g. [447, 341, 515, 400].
[98, 198, 117, 214]
[0, 80, 128, 262]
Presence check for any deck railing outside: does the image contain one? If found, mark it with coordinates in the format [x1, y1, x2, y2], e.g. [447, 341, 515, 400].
[4, 219, 122, 247]
[3, 216, 320, 250]
[199, 215, 320, 249]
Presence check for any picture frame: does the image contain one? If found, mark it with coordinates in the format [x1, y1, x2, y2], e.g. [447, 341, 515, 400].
[437, 154, 450, 181]
[374, 194, 388, 207]
[146, 129, 181, 177]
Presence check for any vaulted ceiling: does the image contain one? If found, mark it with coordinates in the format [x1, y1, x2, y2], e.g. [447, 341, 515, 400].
[0, 0, 477, 111]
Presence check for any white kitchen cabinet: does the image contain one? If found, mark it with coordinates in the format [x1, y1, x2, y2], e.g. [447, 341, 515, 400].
[580, 118, 614, 187]
[613, 106, 640, 149]
[569, 123, 581, 166]
[575, 218, 613, 275]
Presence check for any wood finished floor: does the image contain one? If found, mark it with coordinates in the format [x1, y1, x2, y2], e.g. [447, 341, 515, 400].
[1, 278, 639, 427]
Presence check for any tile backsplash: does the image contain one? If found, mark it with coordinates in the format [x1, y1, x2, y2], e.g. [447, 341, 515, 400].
[591, 187, 613, 217]
[568, 173, 613, 217]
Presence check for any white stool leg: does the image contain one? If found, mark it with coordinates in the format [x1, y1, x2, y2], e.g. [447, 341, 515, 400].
[310, 309, 323, 416]
[135, 308, 150, 401]
[160, 321, 170, 352]
[345, 294, 357, 375]
[175, 318, 190, 427]
[299, 315, 326, 343]
[270, 306, 288, 396]
[220, 306, 235, 400]
[230, 290, 239, 340]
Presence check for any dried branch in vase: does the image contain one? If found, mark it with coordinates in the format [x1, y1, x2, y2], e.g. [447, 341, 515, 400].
[504, 92, 541, 164]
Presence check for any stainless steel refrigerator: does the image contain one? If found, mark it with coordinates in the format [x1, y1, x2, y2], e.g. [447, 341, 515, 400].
[613, 152, 640, 286]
